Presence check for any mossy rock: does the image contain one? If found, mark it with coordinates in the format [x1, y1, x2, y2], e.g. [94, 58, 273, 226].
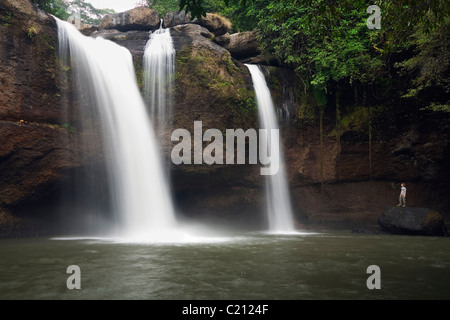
[172, 28, 258, 131]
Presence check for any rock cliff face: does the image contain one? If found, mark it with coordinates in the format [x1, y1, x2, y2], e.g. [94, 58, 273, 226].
[168, 24, 264, 226]
[0, 0, 60, 123]
[0, 1, 449, 236]
[282, 110, 450, 227]
[0, 0, 82, 236]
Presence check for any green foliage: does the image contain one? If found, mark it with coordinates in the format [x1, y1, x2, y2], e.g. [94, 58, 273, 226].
[373, 0, 450, 50]
[68, 0, 115, 25]
[27, 26, 38, 38]
[179, 0, 207, 20]
[420, 103, 450, 113]
[61, 123, 75, 133]
[31, 0, 70, 20]
[31, 0, 115, 24]
[175, 46, 256, 126]
[253, 0, 450, 119]
[201, 0, 267, 32]
[1, 11, 12, 26]
[396, 17, 450, 109]
[178, 0, 260, 30]
[236, 87, 256, 112]
[312, 86, 327, 108]
[145, 0, 180, 17]
[255, 1, 387, 91]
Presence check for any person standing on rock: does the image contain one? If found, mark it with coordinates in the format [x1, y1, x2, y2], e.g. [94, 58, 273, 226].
[397, 183, 407, 207]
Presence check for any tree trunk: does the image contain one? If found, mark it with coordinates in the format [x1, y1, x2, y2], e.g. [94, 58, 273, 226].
[365, 88, 372, 181]
[335, 90, 341, 184]
[320, 107, 324, 189]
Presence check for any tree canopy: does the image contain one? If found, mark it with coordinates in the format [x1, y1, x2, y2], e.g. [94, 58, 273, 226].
[31, 0, 115, 24]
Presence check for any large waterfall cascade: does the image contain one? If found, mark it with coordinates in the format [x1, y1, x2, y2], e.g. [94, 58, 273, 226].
[56, 18, 177, 240]
[245, 64, 296, 233]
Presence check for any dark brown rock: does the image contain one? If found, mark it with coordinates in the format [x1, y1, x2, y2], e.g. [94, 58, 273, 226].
[240, 53, 269, 65]
[213, 32, 230, 47]
[91, 29, 149, 58]
[0, 120, 81, 208]
[378, 206, 445, 236]
[0, 1, 64, 124]
[224, 30, 261, 60]
[192, 13, 231, 37]
[99, 7, 161, 31]
[163, 11, 191, 28]
[79, 23, 99, 36]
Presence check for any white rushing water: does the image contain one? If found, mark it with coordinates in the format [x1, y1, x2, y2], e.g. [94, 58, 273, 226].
[56, 18, 177, 239]
[245, 64, 296, 233]
[143, 20, 175, 129]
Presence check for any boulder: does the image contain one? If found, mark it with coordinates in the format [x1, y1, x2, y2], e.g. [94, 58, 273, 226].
[240, 53, 270, 65]
[163, 11, 191, 28]
[170, 24, 216, 51]
[99, 7, 161, 31]
[79, 23, 99, 36]
[224, 30, 261, 60]
[192, 13, 231, 37]
[91, 29, 149, 59]
[213, 32, 231, 47]
[378, 207, 446, 236]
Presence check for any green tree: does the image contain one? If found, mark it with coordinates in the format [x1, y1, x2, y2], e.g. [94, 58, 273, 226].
[68, 0, 115, 24]
[31, 0, 70, 20]
[396, 17, 450, 112]
[201, 0, 267, 32]
[145, 0, 180, 17]
[313, 85, 327, 188]
[255, 1, 386, 182]
[32, 0, 116, 24]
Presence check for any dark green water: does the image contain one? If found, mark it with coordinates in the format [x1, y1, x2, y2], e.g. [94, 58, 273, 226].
[0, 231, 449, 300]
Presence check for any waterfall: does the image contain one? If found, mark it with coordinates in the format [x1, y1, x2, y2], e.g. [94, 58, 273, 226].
[55, 18, 177, 239]
[143, 20, 175, 130]
[245, 64, 296, 233]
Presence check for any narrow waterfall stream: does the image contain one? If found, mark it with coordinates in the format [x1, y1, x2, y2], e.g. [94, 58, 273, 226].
[143, 20, 175, 131]
[246, 64, 296, 233]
